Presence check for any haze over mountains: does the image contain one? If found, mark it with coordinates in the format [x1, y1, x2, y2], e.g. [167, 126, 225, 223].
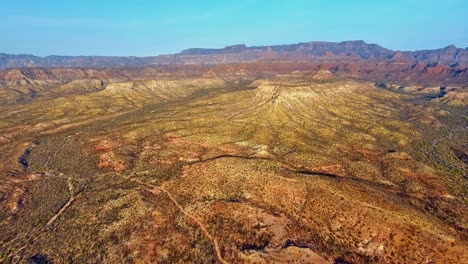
[1, 40, 467, 69]
[1, 40, 467, 88]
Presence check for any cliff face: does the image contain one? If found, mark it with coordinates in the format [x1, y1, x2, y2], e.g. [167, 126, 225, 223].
[1, 59, 466, 87]
[1, 41, 467, 69]
[410, 45, 468, 62]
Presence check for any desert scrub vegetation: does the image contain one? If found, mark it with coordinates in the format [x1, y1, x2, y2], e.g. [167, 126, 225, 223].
[1, 75, 467, 263]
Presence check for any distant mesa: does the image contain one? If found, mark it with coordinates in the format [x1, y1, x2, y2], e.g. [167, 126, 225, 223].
[0, 40, 467, 69]
[180, 44, 248, 55]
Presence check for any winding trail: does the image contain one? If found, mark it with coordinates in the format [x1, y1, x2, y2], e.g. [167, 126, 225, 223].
[46, 178, 82, 226]
[134, 179, 229, 264]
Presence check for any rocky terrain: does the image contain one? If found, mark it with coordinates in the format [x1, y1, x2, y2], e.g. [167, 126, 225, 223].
[0, 57, 467, 93]
[0, 41, 467, 263]
[0, 59, 467, 263]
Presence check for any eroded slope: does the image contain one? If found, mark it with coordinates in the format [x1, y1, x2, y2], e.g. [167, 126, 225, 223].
[0, 72, 467, 263]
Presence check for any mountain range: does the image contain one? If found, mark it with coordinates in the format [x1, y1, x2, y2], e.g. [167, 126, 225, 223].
[1, 40, 467, 69]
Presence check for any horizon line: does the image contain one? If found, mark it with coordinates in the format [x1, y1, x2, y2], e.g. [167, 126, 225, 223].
[1, 40, 466, 58]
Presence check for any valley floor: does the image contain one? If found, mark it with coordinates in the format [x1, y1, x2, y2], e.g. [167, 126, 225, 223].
[0, 72, 467, 263]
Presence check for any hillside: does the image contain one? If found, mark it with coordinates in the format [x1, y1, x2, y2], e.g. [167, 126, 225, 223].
[0, 61, 467, 263]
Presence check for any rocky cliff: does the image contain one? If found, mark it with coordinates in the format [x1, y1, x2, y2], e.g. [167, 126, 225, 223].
[1, 41, 467, 69]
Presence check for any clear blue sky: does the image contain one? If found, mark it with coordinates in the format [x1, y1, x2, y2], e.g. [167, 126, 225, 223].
[1, 0, 467, 56]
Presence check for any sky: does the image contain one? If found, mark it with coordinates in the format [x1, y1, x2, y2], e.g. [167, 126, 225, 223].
[1, 0, 467, 56]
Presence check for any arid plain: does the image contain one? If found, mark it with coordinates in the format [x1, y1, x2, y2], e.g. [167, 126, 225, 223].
[0, 42, 467, 263]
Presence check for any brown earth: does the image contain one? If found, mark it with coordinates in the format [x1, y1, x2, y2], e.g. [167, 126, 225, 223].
[0, 63, 466, 263]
